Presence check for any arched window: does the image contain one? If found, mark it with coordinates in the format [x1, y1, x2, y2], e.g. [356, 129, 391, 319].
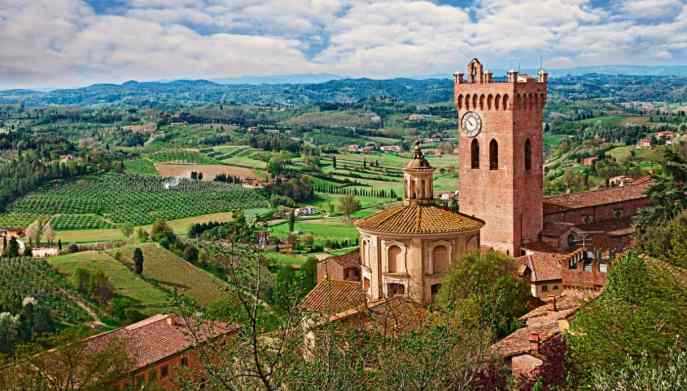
[432, 246, 449, 274]
[487, 94, 493, 110]
[479, 95, 485, 110]
[471, 139, 479, 169]
[495, 94, 501, 110]
[457, 95, 463, 110]
[388, 245, 401, 273]
[525, 138, 532, 171]
[489, 139, 498, 170]
[503, 95, 509, 110]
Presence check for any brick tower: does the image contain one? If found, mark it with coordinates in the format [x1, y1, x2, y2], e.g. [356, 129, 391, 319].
[454, 58, 547, 256]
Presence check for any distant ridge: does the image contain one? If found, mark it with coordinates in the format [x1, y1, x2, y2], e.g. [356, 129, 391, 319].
[213, 73, 347, 85]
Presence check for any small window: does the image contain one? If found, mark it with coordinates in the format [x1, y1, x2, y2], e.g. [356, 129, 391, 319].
[542, 285, 548, 292]
[613, 208, 623, 219]
[489, 139, 499, 170]
[161, 365, 169, 378]
[181, 356, 189, 367]
[553, 285, 559, 290]
[583, 215, 594, 224]
[599, 263, 609, 273]
[149, 368, 158, 382]
[583, 259, 593, 272]
[525, 139, 532, 171]
[471, 139, 480, 169]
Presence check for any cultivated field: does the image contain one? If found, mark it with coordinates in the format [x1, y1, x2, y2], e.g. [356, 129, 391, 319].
[116, 244, 230, 306]
[48, 251, 172, 315]
[155, 163, 257, 182]
[1, 173, 268, 229]
[0, 257, 90, 325]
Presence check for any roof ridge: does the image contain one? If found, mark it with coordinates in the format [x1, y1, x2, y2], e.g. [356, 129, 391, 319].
[544, 177, 652, 202]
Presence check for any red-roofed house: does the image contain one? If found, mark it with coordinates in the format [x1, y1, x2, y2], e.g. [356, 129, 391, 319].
[86, 314, 238, 389]
[316, 250, 362, 284]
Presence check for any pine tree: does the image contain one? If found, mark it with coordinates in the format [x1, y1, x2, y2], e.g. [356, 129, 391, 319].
[133, 248, 144, 274]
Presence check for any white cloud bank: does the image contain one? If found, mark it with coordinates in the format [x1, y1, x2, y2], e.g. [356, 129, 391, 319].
[0, 0, 686, 88]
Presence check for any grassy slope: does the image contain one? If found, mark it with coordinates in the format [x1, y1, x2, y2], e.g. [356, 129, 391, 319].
[116, 243, 230, 307]
[48, 251, 171, 315]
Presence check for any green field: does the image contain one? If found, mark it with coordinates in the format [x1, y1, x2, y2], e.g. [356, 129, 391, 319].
[48, 251, 172, 315]
[0, 212, 44, 228]
[264, 251, 309, 268]
[1, 173, 268, 229]
[269, 218, 359, 246]
[116, 244, 230, 307]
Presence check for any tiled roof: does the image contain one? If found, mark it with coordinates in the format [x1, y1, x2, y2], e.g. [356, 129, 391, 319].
[543, 177, 652, 215]
[540, 222, 576, 238]
[299, 279, 366, 314]
[86, 314, 238, 371]
[491, 321, 561, 358]
[324, 250, 361, 268]
[518, 253, 562, 282]
[355, 203, 484, 235]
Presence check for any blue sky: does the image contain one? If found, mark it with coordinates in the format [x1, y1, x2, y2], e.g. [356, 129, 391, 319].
[1, 0, 686, 89]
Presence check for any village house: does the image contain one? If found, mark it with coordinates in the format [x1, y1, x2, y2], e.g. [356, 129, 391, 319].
[608, 175, 634, 187]
[85, 314, 238, 389]
[316, 250, 361, 283]
[380, 145, 401, 153]
[581, 156, 598, 167]
[294, 206, 317, 217]
[347, 144, 361, 153]
[31, 247, 60, 258]
[636, 137, 653, 149]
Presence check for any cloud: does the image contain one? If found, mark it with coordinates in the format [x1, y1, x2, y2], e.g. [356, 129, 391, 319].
[1, 0, 687, 88]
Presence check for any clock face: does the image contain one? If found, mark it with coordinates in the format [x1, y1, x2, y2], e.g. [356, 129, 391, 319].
[461, 111, 482, 138]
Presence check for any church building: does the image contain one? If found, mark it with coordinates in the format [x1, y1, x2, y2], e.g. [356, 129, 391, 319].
[306, 58, 651, 310]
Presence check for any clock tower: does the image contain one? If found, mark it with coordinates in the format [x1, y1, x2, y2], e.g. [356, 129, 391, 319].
[454, 59, 547, 256]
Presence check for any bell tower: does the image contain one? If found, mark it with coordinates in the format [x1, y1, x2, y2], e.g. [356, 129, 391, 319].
[454, 59, 547, 256]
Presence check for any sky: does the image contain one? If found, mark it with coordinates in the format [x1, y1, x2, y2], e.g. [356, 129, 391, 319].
[1, 0, 687, 89]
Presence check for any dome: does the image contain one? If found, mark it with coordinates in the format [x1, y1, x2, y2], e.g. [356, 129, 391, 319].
[355, 203, 484, 235]
[405, 141, 432, 170]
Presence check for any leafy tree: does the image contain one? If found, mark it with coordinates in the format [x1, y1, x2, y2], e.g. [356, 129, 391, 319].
[637, 209, 687, 268]
[299, 256, 318, 295]
[183, 244, 199, 263]
[288, 209, 295, 233]
[0, 313, 20, 354]
[119, 223, 134, 239]
[90, 271, 115, 305]
[588, 348, 687, 391]
[567, 252, 687, 385]
[338, 194, 361, 222]
[1, 329, 133, 390]
[133, 247, 144, 275]
[436, 250, 529, 338]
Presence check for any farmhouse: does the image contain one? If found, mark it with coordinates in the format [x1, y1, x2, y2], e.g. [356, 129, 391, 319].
[86, 314, 236, 389]
[636, 137, 653, 149]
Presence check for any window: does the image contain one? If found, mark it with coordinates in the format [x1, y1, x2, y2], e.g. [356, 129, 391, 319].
[160, 364, 169, 378]
[542, 285, 548, 292]
[431, 284, 442, 301]
[363, 277, 370, 290]
[388, 283, 405, 296]
[181, 356, 189, 367]
[599, 263, 608, 273]
[525, 139, 532, 170]
[583, 259, 593, 272]
[388, 245, 401, 273]
[613, 208, 623, 219]
[432, 246, 449, 274]
[148, 368, 158, 382]
[471, 139, 479, 169]
[567, 232, 578, 250]
[553, 285, 559, 290]
[583, 215, 594, 224]
[489, 139, 499, 170]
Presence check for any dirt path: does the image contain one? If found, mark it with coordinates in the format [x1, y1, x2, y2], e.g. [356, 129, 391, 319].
[60, 288, 105, 327]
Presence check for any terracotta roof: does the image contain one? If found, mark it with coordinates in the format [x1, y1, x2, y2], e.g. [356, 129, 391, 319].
[324, 250, 361, 268]
[576, 217, 634, 234]
[543, 176, 652, 215]
[518, 253, 562, 282]
[355, 203, 484, 235]
[540, 222, 576, 238]
[299, 279, 366, 314]
[86, 314, 238, 371]
[492, 321, 561, 358]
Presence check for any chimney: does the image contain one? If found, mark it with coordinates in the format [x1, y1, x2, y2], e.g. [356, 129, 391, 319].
[528, 333, 541, 353]
[166, 315, 175, 326]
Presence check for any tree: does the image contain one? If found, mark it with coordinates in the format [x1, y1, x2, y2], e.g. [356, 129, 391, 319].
[75, 268, 91, 294]
[43, 223, 55, 245]
[183, 244, 199, 263]
[133, 247, 144, 275]
[437, 250, 530, 338]
[90, 271, 115, 305]
[637, 209, 687, 268]
[1, 236, 7, 256]
[567, 252, 687, 386]
[120, 223, 134, 239]
[299, 257, 318, 295]
[1, 329, 132, 390]
[338, 194, 361, 222]
[332, 155, 337, 169]
[288, 209, 296, 233]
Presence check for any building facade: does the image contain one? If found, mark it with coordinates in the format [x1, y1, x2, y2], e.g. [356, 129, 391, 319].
[455, 58, 547, 256]
[355, 144, 484, 305]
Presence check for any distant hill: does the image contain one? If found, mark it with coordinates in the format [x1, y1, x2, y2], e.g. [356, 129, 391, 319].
[213, 73, 346, 85]
[2, 69, 687, 107]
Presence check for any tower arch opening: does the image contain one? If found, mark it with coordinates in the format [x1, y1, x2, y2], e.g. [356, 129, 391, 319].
[525, 138, 532, 171]
[471, 139, 480, 169]
[489, 139, 499, 170]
